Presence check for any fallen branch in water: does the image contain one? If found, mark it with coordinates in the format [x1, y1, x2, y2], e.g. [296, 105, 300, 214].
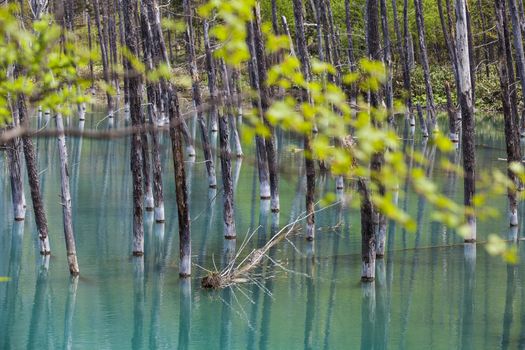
[201, 202, 339, 289]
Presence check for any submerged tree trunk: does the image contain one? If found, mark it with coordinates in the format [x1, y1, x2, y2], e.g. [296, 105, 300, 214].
[456, 0, 476, 242]
[17, 92, 50, 255]
[445, 81, 459, 142]
[379, 0, 394, 124]
[55, 113, 80, 275]
[253, 2, 280, 212]
[495, 0, 522, 226]
[6, 102, 26, 221]
[219, 60, 237, 239]
[292, 0, 316, 241]
[123, 0, 145, 256]
[507, 0, 525, 134]
[402, 0, 413, 110]
[414, 0, 437, 130]
[92, 0, 114, 121]
[139, 8, 165, 222]
[203, 20, 219, 133]
[183, 0, 217, 189]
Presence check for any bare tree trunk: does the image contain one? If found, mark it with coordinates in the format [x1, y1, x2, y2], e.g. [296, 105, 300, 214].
[402, 0, 413, 110]
[92, 0, 114, 120]
[379, 0, 394, 124]
[17, 92, 50, 255]
[219, 60, 237, 239]
[55, 113, 80, 275]
[123, 0, 145, 256]
[246, 21, 271, 201]
[140, 8, 165, 222]
[253, 1, 280, 212]
[445, 81, 459, 142]
[203, 20, 219, 132]
[456, 0, 476, 242]
[495, 0, 522, 226]
[6, 100, 26, 221]
[413, 0, 437, 130]
[292, 0, 316, 241]
[143, 0, 195, 156]
[508, 0, 525, 134]
[183, 0, 217, 188]
[86, 9, 95, 94]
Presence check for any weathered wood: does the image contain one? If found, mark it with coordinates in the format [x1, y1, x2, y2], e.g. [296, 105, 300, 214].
[445, 81, 459, 142]
[139, 7, 165, 222]
[253, 2, 280, 212]
[123, 0, 145, 256]
[17, 92, 50, 255]
[413, 0, 437, 130]
[402, 0, 413, 110]
[6, 99, 26, 221]
[292, 0, 316, 241]
[495, 0, 522, 226]
[219, 60, 237, 239]
[203, 20, 219, 132]
[456, 0, 476, 242]
[55, 113, 80, 275]
[379, 0, 394, 124]
[92, 0, 114, 120]
[183, 0, 217, 188]
[508, 0, 525, 133]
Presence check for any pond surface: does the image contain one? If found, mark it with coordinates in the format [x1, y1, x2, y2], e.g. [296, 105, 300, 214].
[0, 108, 524, 349]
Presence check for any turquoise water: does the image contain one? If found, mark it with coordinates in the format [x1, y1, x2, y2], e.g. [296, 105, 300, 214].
[0, 110, 524, 349]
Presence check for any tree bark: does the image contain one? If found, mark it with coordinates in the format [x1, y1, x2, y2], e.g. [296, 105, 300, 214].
[139, 8, 165, 222]
[183, 0, 217, 188]
[92, 0, 114, 120]
[292, 0, 316, 241]
[55, 113, 80, 275]
[456, 0, 476, 242]
[253, 2, 280, 212]
[6, 101, 26, 221]
[203, 20, 219, 132]
[508, 0, 525, 133]
[495, 0, 522, 226]
[219, 60, 237, 239]
[17, 92, 50, 255]
[379, 0, 394, 124]
[122, 0, 145, 256]
[413, 0, 436, 130]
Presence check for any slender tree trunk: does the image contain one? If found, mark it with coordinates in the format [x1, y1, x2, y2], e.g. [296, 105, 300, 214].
[122, 0, 145, 256]
[204, 20, 219, 132]
[139, 8, 165, 223]
[55, 113, 80, 275]
[246, 21, 271, 201]
[437, 0, 458, 85]
[465, 4, 476, 105]
[379, 0, 394, 124]
[413, 0, 437, 130]
[402, 0, 413, 110]
[416, 103, 429, 137]
[477, 0, 491, 77]
[143, 0, 195, 156]
[292, 0, 316, 241]
[183, 0, 217, 188]
[495, 0, 522, 226]
[367, 0, 386, 263]
[92, 0, 114, 119]
[86, 9, 95, 94]
[253, 2, 280, 212]
[219, 60, 237, 239]
[445, 81, 459, 142]
[508, 0, 525, 133]
[456, 0, 476, 242]
[6, 100, 26, 221]
[17, 92, 50, 255]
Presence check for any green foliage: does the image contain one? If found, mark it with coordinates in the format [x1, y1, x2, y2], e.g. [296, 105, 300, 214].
[204, 0, 518, 263]
[0, 5, 91, 123]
